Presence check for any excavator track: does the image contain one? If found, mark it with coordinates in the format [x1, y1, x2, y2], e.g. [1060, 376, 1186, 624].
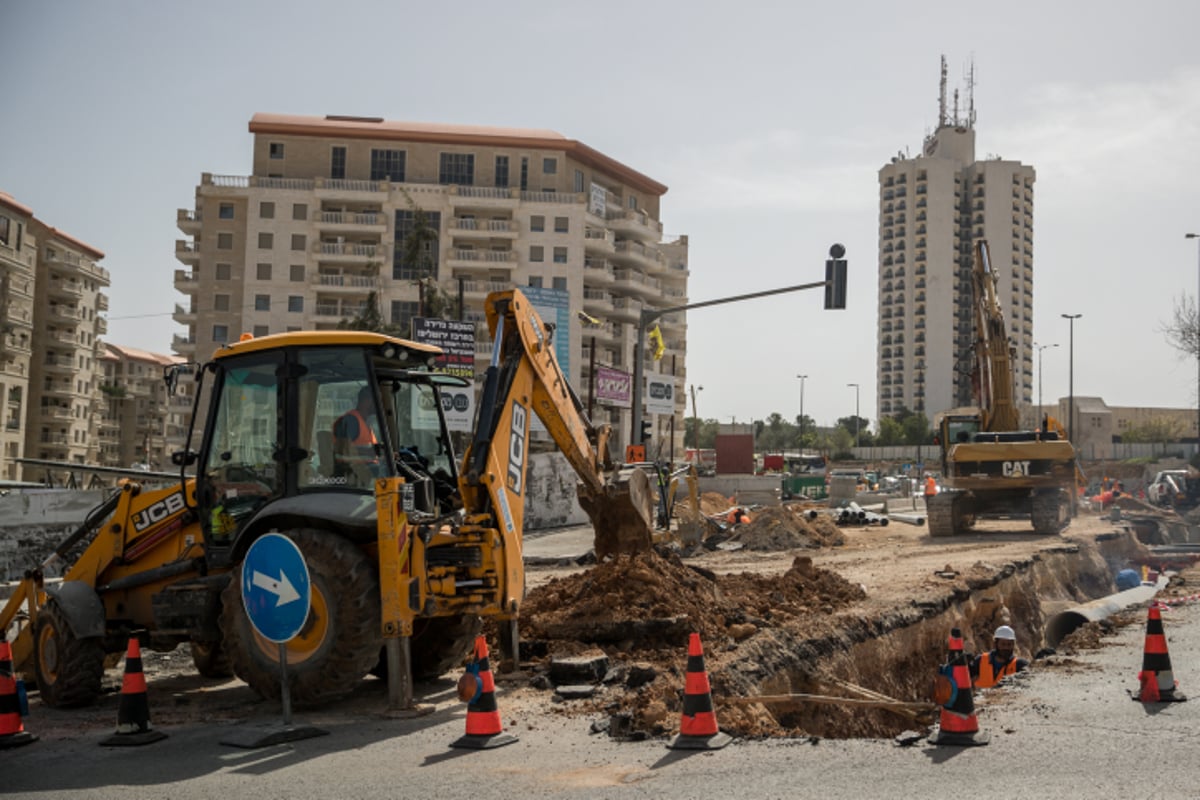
[1031, 489, 1069, 535]
[926, 492, 960, 538]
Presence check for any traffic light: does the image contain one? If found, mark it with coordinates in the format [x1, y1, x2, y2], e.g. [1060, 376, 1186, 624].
[640, 420, 653, 444]
[825, 243, 847, 310]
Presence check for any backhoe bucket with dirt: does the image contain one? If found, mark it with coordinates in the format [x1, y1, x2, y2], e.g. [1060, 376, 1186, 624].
[578, 467, 656, 560]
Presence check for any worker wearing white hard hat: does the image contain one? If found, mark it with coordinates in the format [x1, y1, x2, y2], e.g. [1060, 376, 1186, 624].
[970, 625, 1030, 688]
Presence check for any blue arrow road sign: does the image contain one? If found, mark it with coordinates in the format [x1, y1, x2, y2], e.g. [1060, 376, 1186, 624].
[241, 533, 311, 643]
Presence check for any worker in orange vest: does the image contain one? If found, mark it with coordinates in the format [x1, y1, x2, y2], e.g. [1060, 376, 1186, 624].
[333, 385, 381, 482]
[924, 475, 938, 497]
[970, 626, 1029, 688]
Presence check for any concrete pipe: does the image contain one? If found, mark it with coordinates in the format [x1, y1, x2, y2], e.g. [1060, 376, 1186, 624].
[888, 513, 926, 526]
[1043, 575, 1168, 648]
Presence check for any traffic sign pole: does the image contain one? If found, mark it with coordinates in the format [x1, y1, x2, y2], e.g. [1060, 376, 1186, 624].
[279, 644, 292, 726]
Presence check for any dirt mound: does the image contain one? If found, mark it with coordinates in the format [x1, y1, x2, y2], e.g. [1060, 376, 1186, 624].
[734, 506, 845, 551]
[699, 491, 732, 516]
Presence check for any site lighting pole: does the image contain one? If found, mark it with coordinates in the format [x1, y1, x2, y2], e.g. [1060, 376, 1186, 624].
[1187, 233, 1200, 449]
[1034, 342, 1058, 422]
[689, 384, 703, 451]
[1061, 314, 1081, 444]
[847, 382, 860, 450]
[796, 374, 808, 451]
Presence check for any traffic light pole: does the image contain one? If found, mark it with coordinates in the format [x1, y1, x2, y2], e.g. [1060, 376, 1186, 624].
[630, 277, 839, 448]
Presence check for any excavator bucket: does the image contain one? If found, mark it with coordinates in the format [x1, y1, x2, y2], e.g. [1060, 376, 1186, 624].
[577, 467, 656, 560]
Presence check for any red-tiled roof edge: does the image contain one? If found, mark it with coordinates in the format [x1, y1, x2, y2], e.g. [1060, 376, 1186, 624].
[105, 342, 183, 366]
[47, 226, 104, 259]
[248, 113, 668, 196]
[0, 191, 34, 217]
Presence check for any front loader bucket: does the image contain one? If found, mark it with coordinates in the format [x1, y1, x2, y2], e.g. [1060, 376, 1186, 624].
[578, 467, 655, 560]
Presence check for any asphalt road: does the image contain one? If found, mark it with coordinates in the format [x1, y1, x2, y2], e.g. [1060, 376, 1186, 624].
[5, 594, 1200, 799]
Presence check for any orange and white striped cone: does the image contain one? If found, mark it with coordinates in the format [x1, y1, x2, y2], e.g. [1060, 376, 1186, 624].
[100, 637, 167, 747]
[1134, 605, 1186, 703]
[450, 636, 516, 749]
[0, 639, 37, 749]
[667, 632, 732, 750]
[929, 627, 989, 746]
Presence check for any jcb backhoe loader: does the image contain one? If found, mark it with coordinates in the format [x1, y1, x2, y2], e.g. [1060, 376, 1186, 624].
[0, 289, 653, 708]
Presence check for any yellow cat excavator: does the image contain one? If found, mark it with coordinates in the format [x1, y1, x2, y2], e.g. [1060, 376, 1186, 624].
[928, 240, 1078, 537]
[0, 288, 653, 708]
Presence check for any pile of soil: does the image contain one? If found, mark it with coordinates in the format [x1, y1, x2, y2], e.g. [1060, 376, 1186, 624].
[734, 506, 845, 551]
[699, 491, 733, 516]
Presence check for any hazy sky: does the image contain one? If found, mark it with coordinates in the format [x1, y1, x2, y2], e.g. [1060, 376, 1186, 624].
[4, 1, 1200, 431]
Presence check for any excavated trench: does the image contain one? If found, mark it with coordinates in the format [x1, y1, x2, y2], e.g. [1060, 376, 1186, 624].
[712, 529, 1152, 739]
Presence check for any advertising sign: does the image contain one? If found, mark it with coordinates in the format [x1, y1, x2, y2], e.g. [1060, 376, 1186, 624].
[589, 182, 607, 218]
[595, 366, 631, 407]
[644, 373, 675, 416]
[412, 317, 476, 432]
[520, 286, 571, 375]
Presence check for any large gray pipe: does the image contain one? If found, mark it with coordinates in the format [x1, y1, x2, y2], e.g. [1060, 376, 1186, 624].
[1043, 575, 1168, 648]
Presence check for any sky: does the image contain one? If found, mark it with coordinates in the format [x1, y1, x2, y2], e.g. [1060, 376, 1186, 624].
[4, 1, 1200, 432]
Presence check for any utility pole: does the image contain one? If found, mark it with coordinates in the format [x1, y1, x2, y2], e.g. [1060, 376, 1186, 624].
[796, 374, 807, 451]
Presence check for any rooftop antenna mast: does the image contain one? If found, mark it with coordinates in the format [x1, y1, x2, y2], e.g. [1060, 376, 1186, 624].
[938, 55, 948, 127]
[953, 88, 960, 127]
[966, 58, 977, 128]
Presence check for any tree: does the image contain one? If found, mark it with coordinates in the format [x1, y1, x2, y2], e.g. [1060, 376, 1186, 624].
[836, 415, 874, 447]
[1162, 293, 1199, 362]
[337, 289, 403, 335]
[876, 416, 905, 446]
[1121, 416, 1185, 455]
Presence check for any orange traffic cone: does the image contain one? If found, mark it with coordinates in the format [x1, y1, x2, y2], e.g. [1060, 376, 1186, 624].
[100, 637, 167, 747]
[450, 636, 516, 749]
[1134, 604, 1186, 703]
[0, 639, 37, 749]
[667, 632, 732, 750]
[929, 627, 989, 746]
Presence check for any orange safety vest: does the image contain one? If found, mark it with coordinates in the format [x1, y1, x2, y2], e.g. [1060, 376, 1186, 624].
[924, 477, 937, 497]
[975, 651, 1019, 688]
[335, 409, 378, 446]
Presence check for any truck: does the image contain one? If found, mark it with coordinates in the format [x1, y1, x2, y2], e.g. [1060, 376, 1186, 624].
[927, 240, 1078, 537]
[0, 288, 654, 708]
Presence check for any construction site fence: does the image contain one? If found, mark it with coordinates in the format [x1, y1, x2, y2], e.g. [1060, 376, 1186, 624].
[846, 442, 1200, 463]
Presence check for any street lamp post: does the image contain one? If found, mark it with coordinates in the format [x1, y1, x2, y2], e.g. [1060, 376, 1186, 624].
[689, 384, 703, 451]
[796, 374, 808, 451]
[847, 382, 860, 450]
[1187, 233, 1200, 449]
[1061, 314, 1082, 444]
[1034, 342, 1058, 425]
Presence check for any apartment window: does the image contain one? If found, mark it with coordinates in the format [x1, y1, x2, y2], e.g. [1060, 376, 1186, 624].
[628, 195, 637, 210]
[554, 216, 568, 233]
[439, 153, 475, 186]
[292, 203, 307, 221]
[253, 325, 269, 338]
[392, 210, 441, 280]
[269, 142, 285, 159]
[215, 263, 232, 280]
[530, 246, 544, 263]
[552, 276, 567, 291]
[553, 246, 567, 264]
[528, 276, 543, 288]
[256, 263, 272, 280]
[331, 146, 346, 180]
[212, 325, 229, 343]
[290, 264, 305, 281]
[219, 203, 235, 220]
[288, 296, 303, 313]
[291, 234, 306, 251]
[520, 157, 529, 191]
[495, 156, 509, 188]
[543, 157, 557, 175]
[254, 294, 270, 311]
[530, 215, 545, 233]
[574, 170, 585, 193]
[258, 232, 273, 249]
[0, 215, 9, 245]
[217, 233, 233, 250]
[214, 294, 230, 312]
[259, 202, 274, 219]
[370, 149, 406, 181]
[390, 300, 418, 331]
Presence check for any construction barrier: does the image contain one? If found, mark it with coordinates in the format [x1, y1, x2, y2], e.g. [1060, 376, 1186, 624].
[0, 639, 37, 749]
[929, 627, 989, 746]
[667, 632, 732, 750]
[1134, 605, 1186, 703]
[100, 637, 167, 747]
[450, 636, 516, 750]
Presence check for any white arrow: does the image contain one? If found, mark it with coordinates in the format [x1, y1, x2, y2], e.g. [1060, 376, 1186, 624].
[252, 569, 301, 607]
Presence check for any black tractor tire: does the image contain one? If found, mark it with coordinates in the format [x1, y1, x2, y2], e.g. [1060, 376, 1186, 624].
[370, 615, 482, 681]
[33, 598, 106, 708]
[190, 639, 233, 678]
[220, 528, 381, 706]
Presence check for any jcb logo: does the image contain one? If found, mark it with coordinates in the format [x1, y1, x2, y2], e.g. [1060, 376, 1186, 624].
[1002, 461, 1032, 477]
[506, 400, 527, 495]
[132, 491, 187, 533]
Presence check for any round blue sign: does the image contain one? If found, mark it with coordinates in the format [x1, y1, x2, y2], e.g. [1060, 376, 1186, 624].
[241, 533, 312, 643]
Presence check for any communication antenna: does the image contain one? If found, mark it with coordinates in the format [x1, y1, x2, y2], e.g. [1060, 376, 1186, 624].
[938, 55, 948, 127]
[967, 58, 977, 128]
[953, 88, 960, 128]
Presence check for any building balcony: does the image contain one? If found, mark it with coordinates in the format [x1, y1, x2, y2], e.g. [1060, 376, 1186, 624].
[40, 404, 73, 420]
[613, 240, 667, 274]
[314, 301, 369, 320]
[584, 258, 616, 286]
[95, 317, 107, 335]
[96, 293, 109, 312]
[609, 297, 642, 323]
[606, 209, 663, 243]
[174, 269, 198, 292]
[173, 304, 197, 325]
[313, 241, 387, 265]
[612, 268, 660, 299]
[583, 228, 616, 254]
[172, 335, 196, 356]
[45, 248, 109, 283]
[446, 248, 517, 272]
[41, 355, 75, 376]
[313, 273, 379, 292]
[447, 186, 517, 210]
[311, 178, 383, 199]
[448, 217, 517, 239]
[177, 208, 202, 235]
[47, 276, 84, 299]
[583, 289, 613, 316]
[658, 311, 685, 330]
[175, 240, 200, 265]
[460, 279, 513, 300]
[520, 190, 581, 206]
[39, 432, 69, 446]
[314, 210, 388, 235]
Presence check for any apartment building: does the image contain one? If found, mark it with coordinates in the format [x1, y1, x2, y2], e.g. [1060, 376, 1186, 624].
[877, 60, 1035, 421]
[97, 343, 186, 471]
[0, 191, 111, 478]
[174, 113, 689, 448]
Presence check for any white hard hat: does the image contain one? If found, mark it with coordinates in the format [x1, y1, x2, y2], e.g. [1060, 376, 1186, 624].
[994, 625, 1016, 641]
